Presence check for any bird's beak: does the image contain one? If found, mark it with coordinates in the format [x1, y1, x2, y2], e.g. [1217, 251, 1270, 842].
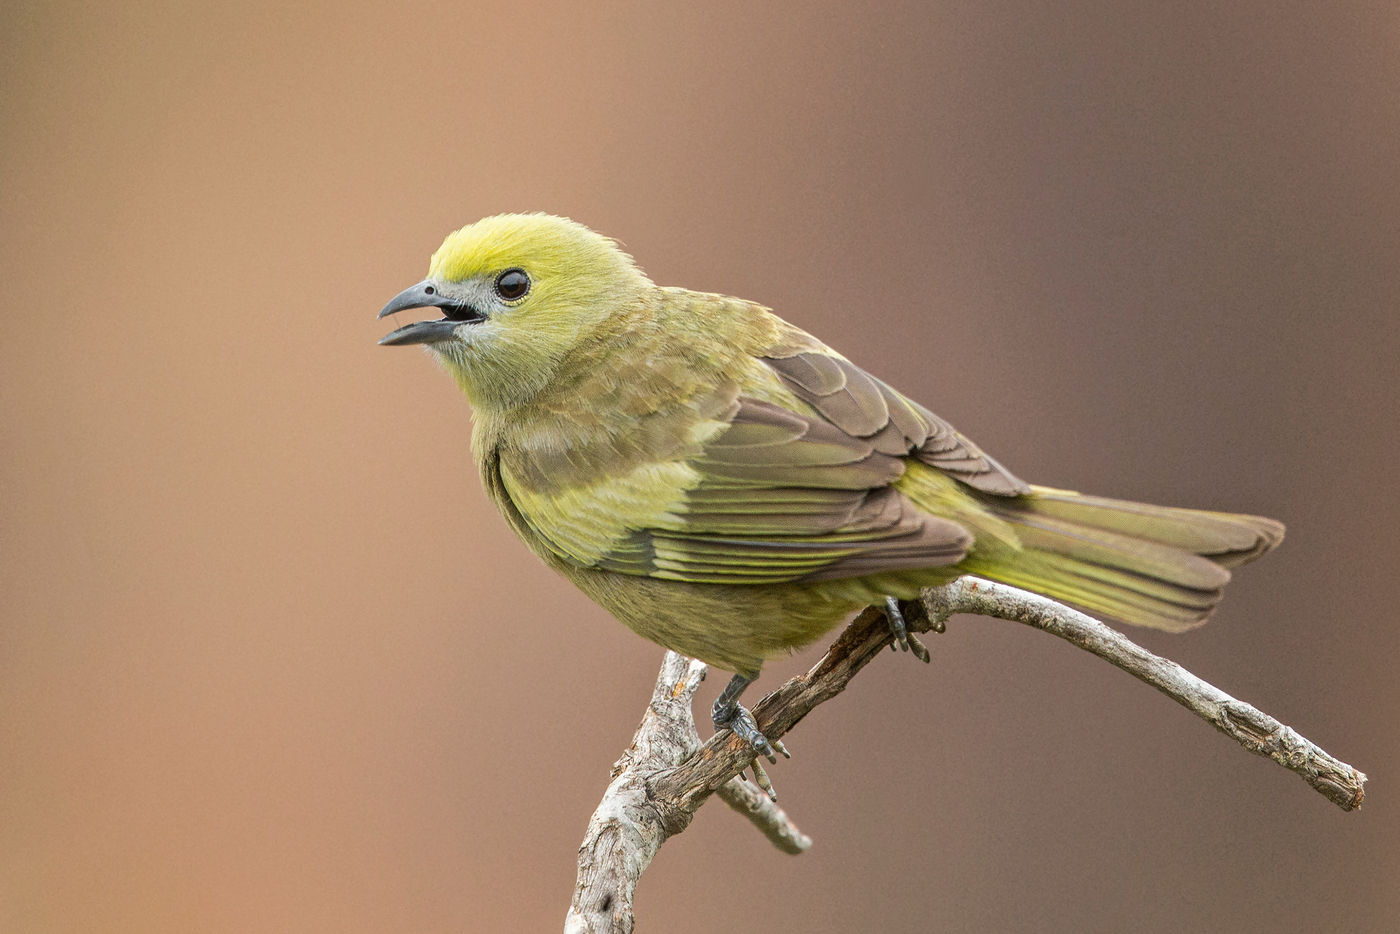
[377, 280, 483, 346]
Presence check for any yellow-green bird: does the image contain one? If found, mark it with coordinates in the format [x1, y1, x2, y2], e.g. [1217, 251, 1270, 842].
[378, 213, 1282, 760]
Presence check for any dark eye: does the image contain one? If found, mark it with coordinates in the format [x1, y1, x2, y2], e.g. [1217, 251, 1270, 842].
[494, 268, 530, 301]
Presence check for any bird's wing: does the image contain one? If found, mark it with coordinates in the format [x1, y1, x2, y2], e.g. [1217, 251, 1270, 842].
[597, 394, 972, 584]
[497, 346, 1027, 586]
[761, 348, 1030, 497]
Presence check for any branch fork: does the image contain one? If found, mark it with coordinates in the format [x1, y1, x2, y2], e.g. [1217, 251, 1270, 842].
[565, 577, 1366, 933]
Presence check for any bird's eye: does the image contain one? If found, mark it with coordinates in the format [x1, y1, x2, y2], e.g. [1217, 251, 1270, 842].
[494, 268, 530, 301]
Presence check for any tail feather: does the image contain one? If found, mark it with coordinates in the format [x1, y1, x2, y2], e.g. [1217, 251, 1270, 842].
[1022, 487, 1284, 568]
[968, 485, 1283, 632]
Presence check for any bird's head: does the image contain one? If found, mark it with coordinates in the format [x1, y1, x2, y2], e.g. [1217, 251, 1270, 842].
[378, 213, 649, 411]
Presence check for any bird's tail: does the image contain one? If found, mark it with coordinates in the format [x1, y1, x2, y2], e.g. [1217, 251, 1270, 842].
[963, 486, 1284, 631]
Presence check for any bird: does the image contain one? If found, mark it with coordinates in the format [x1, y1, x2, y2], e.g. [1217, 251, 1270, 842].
[378, 213, 1283, 766]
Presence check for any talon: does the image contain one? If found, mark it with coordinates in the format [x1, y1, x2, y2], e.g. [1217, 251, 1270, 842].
[884, 596, 911, 652]
[712, 672, 782, 764]
[883, 597, 934, 662]
[907, 631, 931, 663]
[750, 758, 778, 801]
[717, 704, 777, 762]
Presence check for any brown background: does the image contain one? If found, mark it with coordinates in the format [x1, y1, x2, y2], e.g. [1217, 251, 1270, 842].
[3, 2, 1397, 931]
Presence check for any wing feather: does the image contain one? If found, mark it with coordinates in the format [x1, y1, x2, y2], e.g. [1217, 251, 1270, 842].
[764, 351, 1030, 496]
[497, 323, 1025, 586]
[576, 394, 976, 583]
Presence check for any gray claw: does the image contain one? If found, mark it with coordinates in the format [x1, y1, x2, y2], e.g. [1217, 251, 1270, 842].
[749, 758, 778, 801]
[907, 630, 931, 663]
[884, 597, 932, 663]
[723, 705, 778, 763]
[884, 596, 911, 652]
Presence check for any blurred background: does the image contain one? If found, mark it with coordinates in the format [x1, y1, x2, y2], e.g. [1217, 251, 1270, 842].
[3, 1, 1397, 931]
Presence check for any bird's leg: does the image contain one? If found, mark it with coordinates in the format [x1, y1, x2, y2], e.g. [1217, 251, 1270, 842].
[883, 597, 931, 663]
[712, 672, 790, 768]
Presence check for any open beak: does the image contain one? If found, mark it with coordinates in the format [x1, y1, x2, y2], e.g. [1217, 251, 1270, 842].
[377, 280, 484, 346]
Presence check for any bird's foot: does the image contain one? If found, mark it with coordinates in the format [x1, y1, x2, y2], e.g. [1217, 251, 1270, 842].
[712, 699, 789, 764]
[884, 596, 931, 663]
[712, 672, 790, 801]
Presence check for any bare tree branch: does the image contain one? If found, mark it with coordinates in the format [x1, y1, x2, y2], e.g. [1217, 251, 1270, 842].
[713, 770, 812, 855]
[564, 653, 809, 934]
[567, 577, 1367, 933]
[921, 578, 1367, 811]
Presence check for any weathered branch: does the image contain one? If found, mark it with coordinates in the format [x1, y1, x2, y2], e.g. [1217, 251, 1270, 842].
[713, 765, 813, 855]
[567, 577, 1367, 933]
[564, 653, 809, 934]
[921, 578, 1367, 811]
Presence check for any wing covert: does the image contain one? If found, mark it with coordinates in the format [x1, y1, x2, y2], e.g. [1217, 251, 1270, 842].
[764, 350, 1031, 496]
[581, 396, 974, 584]
[492, 305, 1022, 587]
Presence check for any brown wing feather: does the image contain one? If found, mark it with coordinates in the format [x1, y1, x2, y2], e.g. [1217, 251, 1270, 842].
[763, 350, 1031, 496]
[592, 396, 973, 584]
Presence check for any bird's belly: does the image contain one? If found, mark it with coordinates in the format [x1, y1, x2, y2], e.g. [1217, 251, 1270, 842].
[561, 566, 866, 676]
